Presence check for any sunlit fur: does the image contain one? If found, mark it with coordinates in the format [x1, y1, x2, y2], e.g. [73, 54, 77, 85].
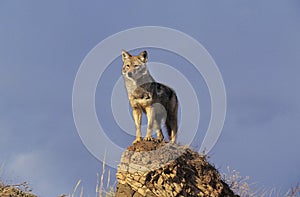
[121, 50, 178, 143]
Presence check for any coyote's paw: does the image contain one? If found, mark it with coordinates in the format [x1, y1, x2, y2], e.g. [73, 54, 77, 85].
[144, 136, 153, 141]
[133, 137, 142, 144]
[170, 139, 176, 144]
[157, 136, 164, 142]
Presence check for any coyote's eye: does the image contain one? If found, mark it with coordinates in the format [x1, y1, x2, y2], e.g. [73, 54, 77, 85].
[134, 65, 139, 68]
[126, 64, 130, 68]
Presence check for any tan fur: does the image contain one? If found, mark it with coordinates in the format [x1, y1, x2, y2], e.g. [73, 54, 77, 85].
[121, 50, 178, 143]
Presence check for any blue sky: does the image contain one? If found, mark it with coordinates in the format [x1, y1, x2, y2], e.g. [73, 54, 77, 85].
[1, 1, 300, 196]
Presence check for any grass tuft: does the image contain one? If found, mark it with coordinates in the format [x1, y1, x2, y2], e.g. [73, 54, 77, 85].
[223, 166, 300, 197]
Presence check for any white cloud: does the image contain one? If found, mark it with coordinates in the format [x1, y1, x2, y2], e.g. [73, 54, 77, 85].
[6, 150, 71, 196]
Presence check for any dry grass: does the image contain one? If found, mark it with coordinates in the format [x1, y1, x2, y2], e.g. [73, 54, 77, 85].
[223, 166, 300, 197]
[0, 181, 36, 197]
[0, 163, 36, 197]
[63, 153, 116, 197]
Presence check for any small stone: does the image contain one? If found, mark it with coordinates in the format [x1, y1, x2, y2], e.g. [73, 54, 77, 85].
[173, 182, 182, 193]
[137, 187, 147, 196]
[157, 176, 164, 185]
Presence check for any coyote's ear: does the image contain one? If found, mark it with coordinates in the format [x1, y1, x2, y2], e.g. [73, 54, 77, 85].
[138, 50, 148, 63]
[122, 50, 131, 62]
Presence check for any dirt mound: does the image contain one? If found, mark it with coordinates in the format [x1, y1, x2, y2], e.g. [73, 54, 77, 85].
[126, 139, 168, 152]
[116, 140, 238, 197]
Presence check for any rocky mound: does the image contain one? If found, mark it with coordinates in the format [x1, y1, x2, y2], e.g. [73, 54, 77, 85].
[0, 181, 36, 197]
[115, 140, 238, 197]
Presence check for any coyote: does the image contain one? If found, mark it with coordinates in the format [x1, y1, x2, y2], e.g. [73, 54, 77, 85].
[121, 50, 178, 143]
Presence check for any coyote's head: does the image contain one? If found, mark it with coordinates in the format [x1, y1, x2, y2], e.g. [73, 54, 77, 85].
[121, 50, 149, 81]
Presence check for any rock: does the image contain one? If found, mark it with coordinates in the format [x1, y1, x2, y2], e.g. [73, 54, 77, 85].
[115, 139, 239, 197]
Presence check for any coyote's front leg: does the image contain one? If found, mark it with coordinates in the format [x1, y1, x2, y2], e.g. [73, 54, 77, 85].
[144, 106, 154, 141]
[132, 107, 142, 143]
